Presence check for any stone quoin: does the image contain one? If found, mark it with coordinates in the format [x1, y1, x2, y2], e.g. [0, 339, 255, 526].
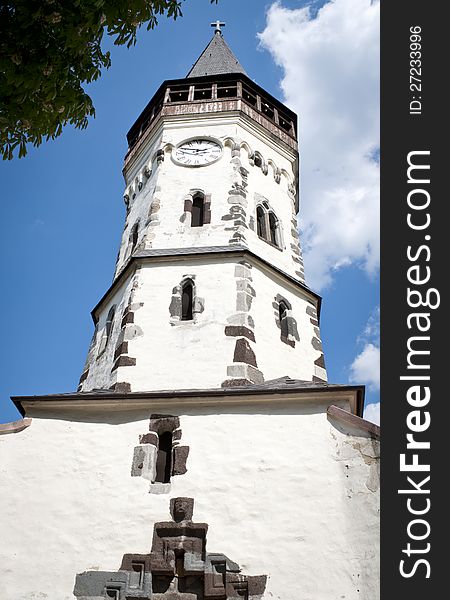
[0, 23, 379, 600]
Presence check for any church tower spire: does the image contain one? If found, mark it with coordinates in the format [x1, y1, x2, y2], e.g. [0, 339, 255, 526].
[186, 22, 247, 78]
[77, 27, 327, 395]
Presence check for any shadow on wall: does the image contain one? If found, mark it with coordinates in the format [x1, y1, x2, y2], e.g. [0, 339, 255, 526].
[22, 398, 352, 426]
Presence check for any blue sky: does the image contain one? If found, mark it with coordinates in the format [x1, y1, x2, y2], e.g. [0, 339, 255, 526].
[0, 0, 379, 424]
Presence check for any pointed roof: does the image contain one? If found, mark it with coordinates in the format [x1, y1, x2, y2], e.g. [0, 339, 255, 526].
[187, 31, 247, 78]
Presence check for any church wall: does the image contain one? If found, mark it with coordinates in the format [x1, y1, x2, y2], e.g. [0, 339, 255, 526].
[115, 115, 302, 283]
[80, 255, 323, 393]
[0, 403, 378, 600]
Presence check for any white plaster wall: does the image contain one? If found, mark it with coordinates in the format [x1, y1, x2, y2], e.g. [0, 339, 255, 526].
[123, 259, 237, 391]
[0, 403, 379, 599]
[81, 256, 322, 392]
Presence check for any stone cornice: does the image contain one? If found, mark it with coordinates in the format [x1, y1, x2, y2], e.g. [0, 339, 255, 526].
[91, 246, 321, 323]
[12, 384, 364, 419]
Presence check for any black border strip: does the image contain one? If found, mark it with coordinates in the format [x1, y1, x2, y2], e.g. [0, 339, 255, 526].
[381, 1, 445, 596]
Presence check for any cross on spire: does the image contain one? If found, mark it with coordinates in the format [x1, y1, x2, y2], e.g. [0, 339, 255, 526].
[211, 20, 225, 34]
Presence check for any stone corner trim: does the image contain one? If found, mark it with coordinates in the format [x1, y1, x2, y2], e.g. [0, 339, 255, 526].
[0, 418, 32, 435]
[222, 261, 264, 387]
[327, 405, 380, 440]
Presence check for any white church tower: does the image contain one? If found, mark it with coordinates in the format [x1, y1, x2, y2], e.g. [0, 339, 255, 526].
[0, 25, 380, 600]
[77, 20, 326, 395]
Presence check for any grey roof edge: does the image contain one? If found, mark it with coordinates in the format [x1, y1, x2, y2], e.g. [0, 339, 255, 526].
[12, 380, 365, 419]
[92, 246, 321, 323]
[327, 405, 380, 440]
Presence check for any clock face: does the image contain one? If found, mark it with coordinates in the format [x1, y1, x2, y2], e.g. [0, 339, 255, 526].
[174, 139, 222, 167]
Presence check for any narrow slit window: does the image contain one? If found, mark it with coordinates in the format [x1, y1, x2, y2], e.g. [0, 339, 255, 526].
[181, 281, 194, 321]
[130, 222, 139, 254]
[269, 212, 278, 246]
[279, 302, 289, 339]
[155, 431, 173, 483]
[98, 304, 116, 355]
[175, 549, 185, 578]
[257, 206, 267, 240]
[105, 306, 115, 342]
[191, 194, 204, 227]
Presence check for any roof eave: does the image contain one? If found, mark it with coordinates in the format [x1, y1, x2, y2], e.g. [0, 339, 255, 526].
[12, 383, 365, 418]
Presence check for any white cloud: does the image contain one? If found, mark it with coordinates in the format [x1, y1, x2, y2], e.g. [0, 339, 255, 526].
[259, 0, 380, 289]
[349, 342, 379, 390]
[364, 401, 380, 425]
[359, 305, 380, 342]
[349, 305, 380, 391]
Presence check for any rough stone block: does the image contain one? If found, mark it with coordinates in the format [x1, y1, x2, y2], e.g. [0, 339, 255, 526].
[311, 336, 323, 351]
[226, 363, 263, 384]
[233, 338, 257, 367]
[131, 445, 157, 480]
[225, 325, 255, 342]
[226, 313, 254, 328]
[236, 291, 253, 312]
[306, 305, 317, 317]
[172, 446, 190, 476]
[111, 356, 136, 372]
[314, 365, 327, 381]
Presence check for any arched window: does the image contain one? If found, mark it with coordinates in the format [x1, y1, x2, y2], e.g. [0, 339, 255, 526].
[257, 206, 267, 239]
[274, 294, 299, 347]
[155, 431, 173, 483]
[181, 280, 193, 321]
[279, 301, 289, 339]
[191, 194, 205, 227]
[183, 190, 211, 227]
[256, 204, 282, 248]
